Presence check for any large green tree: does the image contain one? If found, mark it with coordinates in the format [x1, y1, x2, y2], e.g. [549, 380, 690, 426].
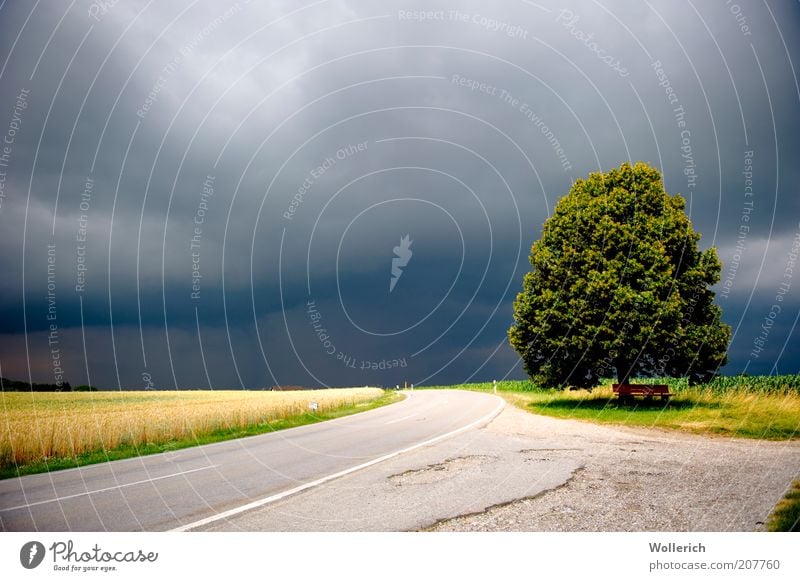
[509, 162, 730, 388]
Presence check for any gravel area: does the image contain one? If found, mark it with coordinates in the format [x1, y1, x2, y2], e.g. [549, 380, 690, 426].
[427, 403, 800, 532]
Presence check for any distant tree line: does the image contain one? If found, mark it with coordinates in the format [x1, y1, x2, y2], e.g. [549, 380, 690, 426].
[0, 377, 97, 392]
[270, 385, 311, 391]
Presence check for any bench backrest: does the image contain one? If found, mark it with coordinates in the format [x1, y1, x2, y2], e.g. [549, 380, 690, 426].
[612, 384, 670, 394]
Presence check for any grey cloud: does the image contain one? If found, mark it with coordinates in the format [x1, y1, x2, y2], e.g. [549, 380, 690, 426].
[1, 0, 798, 388]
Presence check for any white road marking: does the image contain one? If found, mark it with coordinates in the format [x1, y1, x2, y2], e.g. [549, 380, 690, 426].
[171, 394, 505, 532]
[1, 465, 218, 512]
[384, 413, 418, 425]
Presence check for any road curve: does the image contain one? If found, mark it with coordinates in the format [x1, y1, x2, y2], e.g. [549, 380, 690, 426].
[0, 390, 502, 532]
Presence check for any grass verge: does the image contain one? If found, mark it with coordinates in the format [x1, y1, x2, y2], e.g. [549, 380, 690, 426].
[423, 380, 800, 440]
[767, 480, 800, 532]
[1, 390, 401, 480]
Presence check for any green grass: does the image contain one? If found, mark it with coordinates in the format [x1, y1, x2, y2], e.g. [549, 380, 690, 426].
[423, 377, 800, 440]
[767, 480, 800, 531]
[1, 390, 401, 480]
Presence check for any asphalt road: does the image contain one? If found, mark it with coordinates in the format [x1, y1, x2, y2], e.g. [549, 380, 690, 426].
[193, 400, 800, 533]
[0, 390, 504, 532]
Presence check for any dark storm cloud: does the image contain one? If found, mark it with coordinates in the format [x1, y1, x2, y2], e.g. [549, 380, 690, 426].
[0, 0, 798, 388]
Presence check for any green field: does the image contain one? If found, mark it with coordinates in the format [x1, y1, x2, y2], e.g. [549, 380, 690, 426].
[425, 376, 800, 440]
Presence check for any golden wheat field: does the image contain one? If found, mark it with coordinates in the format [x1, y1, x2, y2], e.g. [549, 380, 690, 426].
[0, 388, 384, 468]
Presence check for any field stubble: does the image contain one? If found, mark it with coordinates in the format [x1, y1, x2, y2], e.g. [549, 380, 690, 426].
[0, 388, 385, 473]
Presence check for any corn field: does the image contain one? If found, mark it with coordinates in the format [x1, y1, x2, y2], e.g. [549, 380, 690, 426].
[0, 388, 383, 469]
[620, 375, 800, 395]
[436, 375, 800, 395]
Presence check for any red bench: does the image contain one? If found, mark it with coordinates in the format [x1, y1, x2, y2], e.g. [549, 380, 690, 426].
[612, 383, 672, 402]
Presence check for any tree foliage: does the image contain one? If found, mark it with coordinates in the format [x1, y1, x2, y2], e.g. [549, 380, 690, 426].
[508, 162, 730, 388]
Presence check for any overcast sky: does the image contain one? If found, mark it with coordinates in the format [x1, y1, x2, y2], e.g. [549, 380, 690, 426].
[0, 0, 798, 389]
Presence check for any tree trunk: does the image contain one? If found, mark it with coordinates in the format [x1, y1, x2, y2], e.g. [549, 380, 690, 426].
[616, 359, 633, 384]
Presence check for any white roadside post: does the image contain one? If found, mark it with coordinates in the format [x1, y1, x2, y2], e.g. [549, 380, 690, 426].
[493, 379, 497, 394]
